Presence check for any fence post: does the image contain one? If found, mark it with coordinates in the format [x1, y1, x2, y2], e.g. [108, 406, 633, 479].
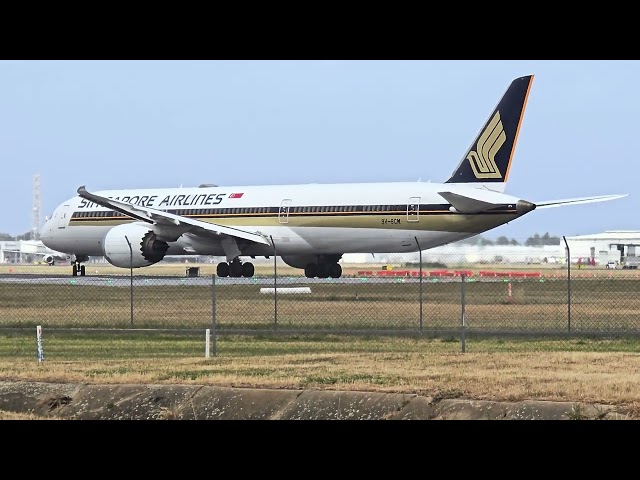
[563, 235, 571, 333]
[461, 273, 466, 353]
[211, 274, 217, 356]
[270, 235, 277, 330]
[415, 236, 423, 332]
[36, 325, 44, 363]
[124, 236, 134, 328]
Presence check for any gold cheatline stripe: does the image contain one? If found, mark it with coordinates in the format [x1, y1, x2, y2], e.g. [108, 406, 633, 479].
[71, 205, 516, 219]
[69, 211, 518, 233]
[70, 209, 516, 222]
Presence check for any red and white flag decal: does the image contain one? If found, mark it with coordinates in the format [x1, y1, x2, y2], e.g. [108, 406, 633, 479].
[229, 193, 244, 199]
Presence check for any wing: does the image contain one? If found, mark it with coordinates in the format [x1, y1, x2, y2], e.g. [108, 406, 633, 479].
[533, 194, 629, 209]
[76, 186, 271, 246]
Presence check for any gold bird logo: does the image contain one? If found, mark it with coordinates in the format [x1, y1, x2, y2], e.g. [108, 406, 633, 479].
[467, 111, 505, 179]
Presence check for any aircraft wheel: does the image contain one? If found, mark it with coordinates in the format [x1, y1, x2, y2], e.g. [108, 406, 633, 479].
[72, 264, 78, 276]
[216, 262, 230, 277]
[80, 265, 86, 276]
[328, 263, 342, 279]
[229, 261, 243, 278]
[242, 262, 255, 277]
[304, 263, 317, 278]
[316, 264, 329, 279]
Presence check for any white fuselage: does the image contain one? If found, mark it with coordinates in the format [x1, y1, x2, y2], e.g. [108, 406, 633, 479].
[40, 181, 528, 259]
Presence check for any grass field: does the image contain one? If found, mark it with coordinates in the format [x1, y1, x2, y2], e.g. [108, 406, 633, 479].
[2, 332, 640, 415]
[1, 273, 639, 334]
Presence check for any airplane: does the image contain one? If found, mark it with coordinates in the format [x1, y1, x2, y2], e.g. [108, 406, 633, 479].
[40, 251, 72, 266]
[40, 74, 628, 278]
[1, 242, 71, 265]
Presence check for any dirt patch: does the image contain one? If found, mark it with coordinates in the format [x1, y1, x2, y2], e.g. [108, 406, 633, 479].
[0, 381, 634, 420]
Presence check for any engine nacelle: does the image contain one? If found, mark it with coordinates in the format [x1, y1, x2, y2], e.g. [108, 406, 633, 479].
[281, 255, 318, 269]
[43, 253, 72, 265]
[102, 223, 169, 268]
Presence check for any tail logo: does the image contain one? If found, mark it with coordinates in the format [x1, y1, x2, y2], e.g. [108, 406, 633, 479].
[467, 111, 506, 179]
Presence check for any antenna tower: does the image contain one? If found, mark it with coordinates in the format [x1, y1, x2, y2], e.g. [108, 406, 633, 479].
[32, 174, 41, 240]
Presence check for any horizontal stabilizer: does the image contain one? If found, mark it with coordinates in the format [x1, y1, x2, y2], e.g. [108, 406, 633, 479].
[438, 191, 497, 213]
[534, 194, 629, 209]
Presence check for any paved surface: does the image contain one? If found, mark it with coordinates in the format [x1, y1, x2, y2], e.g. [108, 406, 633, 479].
[0, 273, 505, 286]
[0, 381, 631, 420]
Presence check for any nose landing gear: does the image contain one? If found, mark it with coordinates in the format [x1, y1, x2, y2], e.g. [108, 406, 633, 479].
[71, 255, 89, 276]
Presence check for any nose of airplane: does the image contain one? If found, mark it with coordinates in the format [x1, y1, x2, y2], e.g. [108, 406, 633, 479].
[39, 217, 54, 246]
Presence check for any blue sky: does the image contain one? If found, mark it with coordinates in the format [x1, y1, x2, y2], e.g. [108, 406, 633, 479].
[0, 60, 635, 240]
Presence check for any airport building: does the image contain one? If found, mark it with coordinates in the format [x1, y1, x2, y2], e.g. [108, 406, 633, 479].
[565, 230, 640, 267]
[346, 231, 640, 266]
[0, 240, 53, 264]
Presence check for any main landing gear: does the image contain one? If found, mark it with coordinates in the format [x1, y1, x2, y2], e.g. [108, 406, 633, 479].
[304, 262, 342, 279]
[71, 255, 89, 277]
[216, 258, 255, 278]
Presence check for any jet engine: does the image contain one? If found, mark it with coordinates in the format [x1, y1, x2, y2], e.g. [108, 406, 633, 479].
[42, 253, 72, 265]
[281, 255, 319, 269]
[102, 223, 169, 268]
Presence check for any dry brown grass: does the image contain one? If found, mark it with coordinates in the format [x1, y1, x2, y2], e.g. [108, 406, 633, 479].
[2, 349, 640, 416]
[0, 409, 63, 420]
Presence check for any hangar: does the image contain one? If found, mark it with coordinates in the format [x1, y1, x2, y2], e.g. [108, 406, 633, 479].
[564, 230, 640, 267]
[365, 231, 640, 267]
[0, 240, 49, 263]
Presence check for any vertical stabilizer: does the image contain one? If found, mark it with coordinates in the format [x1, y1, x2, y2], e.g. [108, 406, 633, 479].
[445, 75, 534, 190]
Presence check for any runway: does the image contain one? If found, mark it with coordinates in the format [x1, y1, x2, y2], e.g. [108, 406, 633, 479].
[0, 273, 437, 286]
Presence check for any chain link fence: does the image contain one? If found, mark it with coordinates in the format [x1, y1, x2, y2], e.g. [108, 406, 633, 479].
[2, 239, 639, 357]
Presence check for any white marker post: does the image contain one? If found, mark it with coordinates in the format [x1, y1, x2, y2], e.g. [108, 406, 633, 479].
[36, 325, 44, 363]
[205, 328, 210, 358]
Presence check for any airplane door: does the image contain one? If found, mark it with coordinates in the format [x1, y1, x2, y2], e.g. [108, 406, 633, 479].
[407, 197, 420, 223]
[279, 199, 292, 224]
[57, 205, 70, 229]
